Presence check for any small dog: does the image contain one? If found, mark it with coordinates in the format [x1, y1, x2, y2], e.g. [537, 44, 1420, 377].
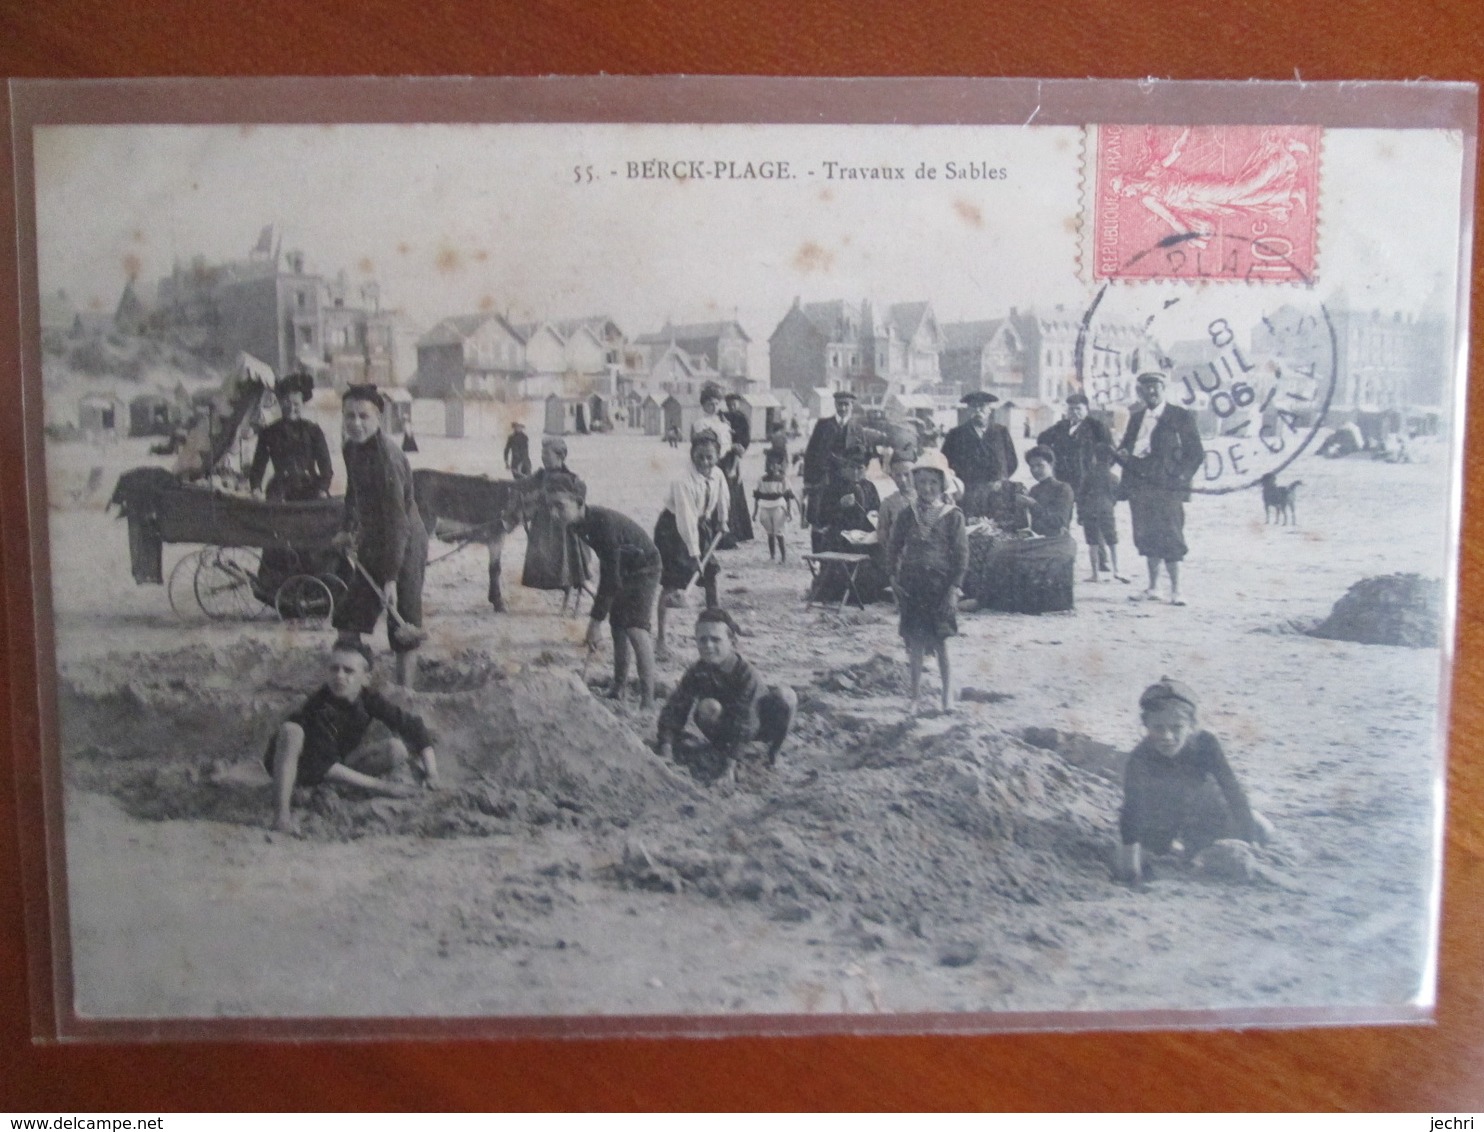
[1260, 472, 1302, 525]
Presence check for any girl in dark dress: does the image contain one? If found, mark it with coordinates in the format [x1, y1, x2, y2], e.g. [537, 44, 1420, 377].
[519, 436, 593, 610]
[888, 459, 969, 713]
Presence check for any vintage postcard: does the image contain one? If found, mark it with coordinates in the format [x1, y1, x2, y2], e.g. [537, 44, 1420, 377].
[8, 78, 1474, 1038]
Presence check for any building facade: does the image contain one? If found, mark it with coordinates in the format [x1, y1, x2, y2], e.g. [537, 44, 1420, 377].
[768, 297, 943, 406]
[414, 312, 623, 402]
[156, 239, 396, 388]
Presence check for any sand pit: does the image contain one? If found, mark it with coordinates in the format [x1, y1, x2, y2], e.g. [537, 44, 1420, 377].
[59, 641, 700, 839]
[1308, 573, 1442, 648]
[614, 720, 1118, 933]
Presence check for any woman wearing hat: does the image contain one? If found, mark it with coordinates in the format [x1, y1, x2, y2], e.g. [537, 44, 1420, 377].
[690, 382, 734, 452]
[249, 372, 335, 608]
[1114, 371, 1206, 605]
[249, 372, 332, 502]
[887, 454, 969, 713]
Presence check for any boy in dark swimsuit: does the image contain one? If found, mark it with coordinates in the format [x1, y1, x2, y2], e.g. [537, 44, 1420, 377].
[266, 640, 439, 835]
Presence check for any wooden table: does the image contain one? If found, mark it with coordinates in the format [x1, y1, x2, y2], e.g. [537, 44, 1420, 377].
[802, 551, 873, 612]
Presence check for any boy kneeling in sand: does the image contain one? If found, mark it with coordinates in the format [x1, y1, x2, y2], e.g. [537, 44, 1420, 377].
[266, 640, 440, 835]
[657, 608, 797, 784]
[545, 486, 662, 709]
[1116, 676, 1273, 885]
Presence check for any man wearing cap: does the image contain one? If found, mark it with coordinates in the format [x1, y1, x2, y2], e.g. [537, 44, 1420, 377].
[941, 390, 1018, 519]
[802, 389, 886, 552]
[1038, 392, 1116, 573]
[1036, 392, 1111, 506]
[1114, 371, 1206, 605]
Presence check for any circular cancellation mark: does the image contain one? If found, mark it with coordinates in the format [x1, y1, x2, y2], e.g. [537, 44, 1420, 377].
[1075, 233, 1338, 496]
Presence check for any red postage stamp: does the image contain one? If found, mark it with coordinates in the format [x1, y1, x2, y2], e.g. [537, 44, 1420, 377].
[1089, 124, 1322, 282]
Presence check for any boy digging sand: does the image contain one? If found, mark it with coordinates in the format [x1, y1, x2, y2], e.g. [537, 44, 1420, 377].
[266, 641, 439, 835]
[331, 384, 429, 687]
[657, 608, 797, 785]
[546, 488, 662, 708]
[1116, 676, 1274, 885]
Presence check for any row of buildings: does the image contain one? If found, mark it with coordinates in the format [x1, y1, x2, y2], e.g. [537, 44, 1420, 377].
[46, 225, 1451, 442]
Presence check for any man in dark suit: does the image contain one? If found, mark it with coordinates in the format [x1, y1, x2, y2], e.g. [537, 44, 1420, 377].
[802, 390, 887, 552]
[1038, 391, 1115, 569]
[1114, 371, 1206, 605]
[941, 390, 1018, 519]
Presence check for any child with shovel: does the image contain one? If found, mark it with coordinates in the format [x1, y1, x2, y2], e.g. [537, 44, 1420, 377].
[332, 384, 429, 687]
[546, 486, 663, 708]
[653, 433, 728, 659]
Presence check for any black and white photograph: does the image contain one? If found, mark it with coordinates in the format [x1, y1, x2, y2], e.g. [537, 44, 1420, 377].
[14, 80, 1473, 1034]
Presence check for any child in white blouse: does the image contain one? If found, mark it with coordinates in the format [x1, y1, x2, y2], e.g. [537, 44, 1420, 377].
[653, 433, 729, 657]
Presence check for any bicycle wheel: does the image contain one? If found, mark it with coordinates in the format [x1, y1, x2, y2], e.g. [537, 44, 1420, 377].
[322, 571, 349, 612]
[194, 547, 266, 621]
[275, 574, 335, 625]
[167, 549, 205, 619]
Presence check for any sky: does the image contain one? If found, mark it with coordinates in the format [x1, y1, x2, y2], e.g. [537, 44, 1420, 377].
[32, 122, 1468, 377]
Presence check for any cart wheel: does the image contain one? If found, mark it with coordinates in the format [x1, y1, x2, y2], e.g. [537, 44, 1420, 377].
[167, 549, 205, 619]
[321, 572, 349, 612]
[194, 547, 266, 621]
[275, 574, 336, 624]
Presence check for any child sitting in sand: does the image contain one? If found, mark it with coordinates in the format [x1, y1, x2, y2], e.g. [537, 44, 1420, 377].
[265, 640, 440, 835]
[657, 608, 797, 784]
[1116, 676, 1273, 884]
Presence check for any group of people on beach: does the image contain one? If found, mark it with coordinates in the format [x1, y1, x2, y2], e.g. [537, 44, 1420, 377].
[248, 372, 1270, 886]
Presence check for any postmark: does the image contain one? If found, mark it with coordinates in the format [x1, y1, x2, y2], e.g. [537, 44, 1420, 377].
[1087, 124, 1322, 283]
[1076, 243, 1337, 494]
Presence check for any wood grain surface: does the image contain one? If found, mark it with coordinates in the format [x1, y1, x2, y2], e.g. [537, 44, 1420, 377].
[0, 0, 1480, 1111]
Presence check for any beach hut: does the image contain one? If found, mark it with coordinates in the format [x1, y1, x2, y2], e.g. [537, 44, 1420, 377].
[545, 394, 591, 435]
[587, 392, 609, 430]
[382, 387, 414, 435]
[444, 396, 465, 440]
[128, 392, 176, 437]
[739, 390, 784, 437]
[78, 393, 122, 437]
[640, 395, 663, 436]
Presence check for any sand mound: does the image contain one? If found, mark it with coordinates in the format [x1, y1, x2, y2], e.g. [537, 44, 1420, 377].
[1308, 573, 1442, 648]
[1019, 727, 1127, 783]
[613, 720, 1117, 930]
[816, 654, 906, 697]
[59, 642, 700, 837]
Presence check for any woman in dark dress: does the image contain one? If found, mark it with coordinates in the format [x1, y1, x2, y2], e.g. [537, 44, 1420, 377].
[248, 372, 335, 597]
[249, 372, 332, 502]
[519, 435, 593, 609]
